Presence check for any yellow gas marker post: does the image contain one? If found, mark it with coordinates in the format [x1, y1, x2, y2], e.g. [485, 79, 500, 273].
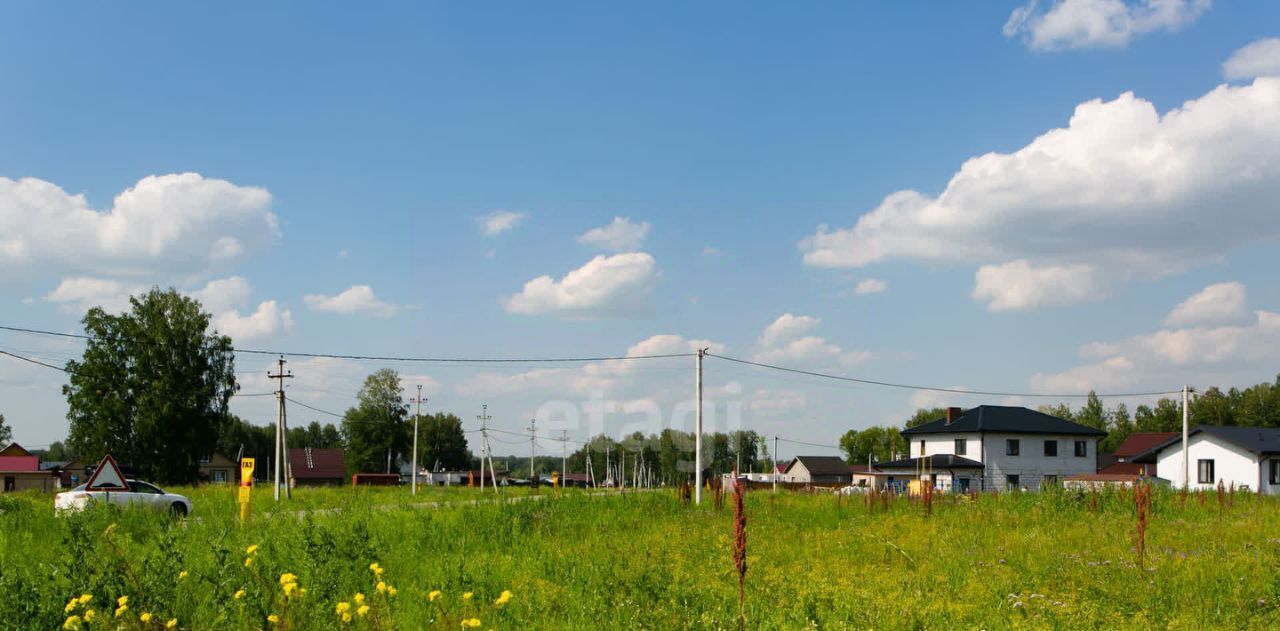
[239, 457, 255, 523]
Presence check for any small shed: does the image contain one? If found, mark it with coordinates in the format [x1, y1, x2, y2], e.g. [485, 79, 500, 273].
[198, 452, 238, 484]
[786, 456, 854, 484]
[288, 448, 347, 486]
[0, 443, 59, 492]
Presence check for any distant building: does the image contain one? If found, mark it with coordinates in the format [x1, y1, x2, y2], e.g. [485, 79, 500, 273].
[900, 406, 1105, 491]
[1153, 426, 1280, 494]
[198, 452, 238, 484]
[287, 448, 346, 486]
[0, 443, 59, 492]
[785, 456, 854, 484]
[1099, 432, 1178, 476]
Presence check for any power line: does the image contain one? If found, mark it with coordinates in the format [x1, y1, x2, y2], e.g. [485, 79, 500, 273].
[0, 349, 71, 373]
[283, 395, 344, 418]
[776, 436, 841, 450]
[706, 352, 1182, 399]
[0, 324, 693, 364]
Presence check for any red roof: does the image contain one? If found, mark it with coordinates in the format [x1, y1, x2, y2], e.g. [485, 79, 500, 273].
[0, 443, 40, 472]
[1113, 432, 1179, 458]
[1099, 462, 1157, 476]
[288, 448, 346, 480]
[1067, 473, 1144, 482]
[849, 464, 874, 474]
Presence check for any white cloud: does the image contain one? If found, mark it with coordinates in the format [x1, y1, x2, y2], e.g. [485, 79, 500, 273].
[853, 278, 888, 295]
[1032, 283, 1280, 393]
[701, 246, 722, 257]
[748, 389, 807, 417]
[192, 276, 253, 313]
[212, 300, 294, 343]
[0, 173, 277, 277]
[577, 217, 651, 253]
[304, 285, 397, 317]
[1223, 37, 1280, 80]
[1003, 0, 1210, 51]
[504, 253, 658, 318]
[759, 313, 821, 348]
[44, 277, 143, 313]
[800, 77, 1280, 310]
[909, 388, 969, 411]
[753, 314, 872, 366]
[478, 210, 526, 237]
[972, 260, 1107, 311]
[1163, 281, 1247, 327]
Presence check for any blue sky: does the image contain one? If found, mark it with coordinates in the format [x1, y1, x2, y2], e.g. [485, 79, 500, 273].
[3, 1, 1279, 457]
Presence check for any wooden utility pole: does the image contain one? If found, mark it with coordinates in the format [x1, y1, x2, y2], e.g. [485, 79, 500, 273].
[269, 357, 293, 501]
[477, 405, 492, 492]
[410, 385, 427, 495]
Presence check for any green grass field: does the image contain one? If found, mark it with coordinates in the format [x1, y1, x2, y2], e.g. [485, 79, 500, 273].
[2, 485, 1279, 630]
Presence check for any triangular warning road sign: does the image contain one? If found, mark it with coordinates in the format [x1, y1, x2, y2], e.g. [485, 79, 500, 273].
[85, 454, 129, 491]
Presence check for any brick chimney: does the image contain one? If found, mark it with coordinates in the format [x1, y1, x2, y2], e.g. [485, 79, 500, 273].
[945, 407, 962, 425]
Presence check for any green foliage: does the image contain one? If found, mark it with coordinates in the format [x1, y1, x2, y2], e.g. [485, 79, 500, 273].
[0, 413, 10, 446]
[3, 487, 1280, 629]
[838, 426, 905, 464]
[415, 413, 472, 471]
[904, 407, 946, 429]
[341, 369, 410, 474]
[63, 288, 237, 484]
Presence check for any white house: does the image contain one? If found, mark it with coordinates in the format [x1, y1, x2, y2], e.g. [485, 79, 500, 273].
[1153, 425, 1280, 494]
[898, 406, 1105, 492]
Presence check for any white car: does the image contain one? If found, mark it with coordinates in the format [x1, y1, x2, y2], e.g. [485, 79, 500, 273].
[55, 480, 193, 517]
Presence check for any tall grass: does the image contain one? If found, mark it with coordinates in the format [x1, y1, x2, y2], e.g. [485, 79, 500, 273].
[1, 486, 1278, 629]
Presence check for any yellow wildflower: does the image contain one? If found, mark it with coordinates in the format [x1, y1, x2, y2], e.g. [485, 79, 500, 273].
[246, 544, 259, 555]
[140, 612, 153, 623]
[279, 573, 298, 586]
[166, 620, 178, 629]
[283, 583, 298, 596]
[341, 612, 352, 623]
[494, 590, 513, 606]
[61, 615, 82, 631]
[178, 570, 188, 580]
[78, 594, 93, 605]
[357, 605, 370, 617]
[83, 610, 96, 623]
[462, 592, 473, 601]
[335, 602, 351, 614]
[117, 596, 129, 607]
[429, 590, 442, 602]
[354, 593, 365, 605]
[115, 605, 128, 618]
[369, 562, 384, 576]
[387, 586, 398, 597]
[234, 589, 246, 600]
[244, 557, 254, 568]
[267, 614, 280, 625]
[461, 618, 482, 628]
[64, 599, 78, 614]
[376, 581, 387, 594]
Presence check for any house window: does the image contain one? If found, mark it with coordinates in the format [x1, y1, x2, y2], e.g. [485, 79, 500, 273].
[1043, 440, 1058, 457]
[212, 470, 228, 483]
[1043, 474, 1058, 487]
[1074, 441, 1087, 457]
[954, 439, 967, 456]
[1270, 460, 1280, 485]
[1197, 459, 1214, 484]
[1006, 439, 1020, 456]
[1006, 474, 1020, 489]
[919, 440, 926, 456]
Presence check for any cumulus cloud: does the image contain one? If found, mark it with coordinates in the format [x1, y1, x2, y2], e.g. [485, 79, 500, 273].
[753, 314, 873, 366]
[304, 285, 397, 317]
[504, 253, 658, 318]
[1223, 37, 1280, 80]
[45, 277, 144, 313]
[1031, 283, 1280, 393]
[1163, 281, 1247, 327]
[800, 76, 1280, 311]
[853, 278, 888, 295]
[577, 217, 651, 253]
[478, 210, 526, 237]
[191, 277, 293, 342]
[0, 173, 277, 278]
[972, 260, 1107, 311]
[1003, 0, 1210, 51]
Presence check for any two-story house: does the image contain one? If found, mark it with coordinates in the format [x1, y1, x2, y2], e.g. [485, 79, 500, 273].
[897, 405, 1106, 491]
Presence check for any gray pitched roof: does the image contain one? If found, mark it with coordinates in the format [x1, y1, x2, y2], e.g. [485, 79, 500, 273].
[789, 455, 852, 476]
[874, 454, 985, 470]
[900, 405, 1106, 437]
[1153, 425, 1280, 456]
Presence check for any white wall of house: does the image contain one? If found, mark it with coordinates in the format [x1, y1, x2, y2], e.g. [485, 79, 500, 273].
[1155, 434, 1265, 491]
[787, 460, 812, 483]
[909, 433, 981, 460]
[979, 433, 1098, 491]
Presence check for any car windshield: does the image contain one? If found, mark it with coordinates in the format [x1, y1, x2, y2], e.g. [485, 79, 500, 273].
[128, 481, 164, 494]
